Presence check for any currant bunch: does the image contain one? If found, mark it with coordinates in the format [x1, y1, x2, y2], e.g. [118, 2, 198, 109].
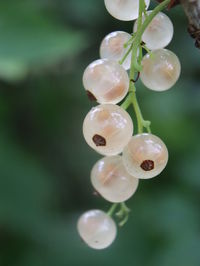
[78, 0, 181, 249]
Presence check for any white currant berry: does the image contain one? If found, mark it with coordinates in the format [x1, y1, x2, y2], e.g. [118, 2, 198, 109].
[83, 59, 129, 104]
[83, 104, 133, 156]
[91, 155, 139, 203]
[77, 210, 117, 249]
[122, 133, 168, 179]
[104, 0, 150, 21]
[134, 11, 174, 50]
[140, 49, 181, 91]
[100, 31, 132, 70]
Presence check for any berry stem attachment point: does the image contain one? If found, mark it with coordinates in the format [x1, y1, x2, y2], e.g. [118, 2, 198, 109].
[107, 203, 118, 217]
[141, 44, 152, 55]
[107, 202, 131, 227]
[116, 202, 131, 227]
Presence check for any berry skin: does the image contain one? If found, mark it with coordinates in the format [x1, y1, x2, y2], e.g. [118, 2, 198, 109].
[134, 11, 174, 50]
[100, 31, 132, 70]
[122, 133, 168, 179]
[83, 59, 129, 104]
[77, 210, 117, 249]
[140, 49, 181, 91]
[104, 0, 150, 21]
[91, 156, 139, 203]
[83, 104, 133, 156]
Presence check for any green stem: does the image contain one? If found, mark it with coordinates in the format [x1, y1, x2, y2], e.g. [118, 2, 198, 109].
[132, 92, 151, 133]
[120, 92, 133, 110]
[120, 89, 151, 133]
[117, 203, 131, 227]
[107, 203, 118, 217]
[137, 0, 145, 30]
[107, 202, 131, 226]
[124, 33, 136, 48]
[129, 0, 143, 79]
[131, 0, 171, 72]
[120, 202, 130, 213]
[141, 44, 152, 55]
[119, 44, 133, 65]
[126, 0, 170, 133]
[132, 92, 144, 133]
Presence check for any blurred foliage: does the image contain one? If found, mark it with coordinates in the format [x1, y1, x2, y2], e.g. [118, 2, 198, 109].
[0, 1, 199, 266]
[0, 0, 86, 81]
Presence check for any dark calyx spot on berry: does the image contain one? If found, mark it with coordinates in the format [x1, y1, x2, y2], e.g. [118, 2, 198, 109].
[140, 160, 154, 171]
[92, 134, 106, 147]
[86, 90, 97, 101]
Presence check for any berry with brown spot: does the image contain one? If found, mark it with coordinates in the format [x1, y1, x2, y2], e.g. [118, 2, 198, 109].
[83, 104, 133, 156]
[122, 133, 168, 179]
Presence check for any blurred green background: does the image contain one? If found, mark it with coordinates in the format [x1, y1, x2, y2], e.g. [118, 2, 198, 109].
[0, 1, 200, 265]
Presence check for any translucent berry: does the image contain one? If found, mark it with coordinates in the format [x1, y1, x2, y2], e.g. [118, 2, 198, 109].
[83, 59, 129, 104]
[83, 104, 133, 156]
[91, 156, 139, 203]
[122, 133, 168, 179]
[77, 210, 117, 249]
[134, 11, 174, 50]
[104, 0, 150, 21]
[140, 49, 181, 91]
[100, 31, 132, 70]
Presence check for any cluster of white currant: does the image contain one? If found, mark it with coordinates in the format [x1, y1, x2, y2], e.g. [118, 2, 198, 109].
[77, 0, 181, 250]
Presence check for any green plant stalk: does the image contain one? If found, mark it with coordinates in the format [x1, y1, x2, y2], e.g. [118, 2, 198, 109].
[128, 0, 170, 133]
[107, 203, 118, 216]
[131, 0, 171, 72]
[122, 0, 149, 133]
[118, 202, 131, 226]
[120, 91, 133, 109]
[108, 0, 170, 223]
[119, 44, 133, 65]
[124, 33, 136, 48]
